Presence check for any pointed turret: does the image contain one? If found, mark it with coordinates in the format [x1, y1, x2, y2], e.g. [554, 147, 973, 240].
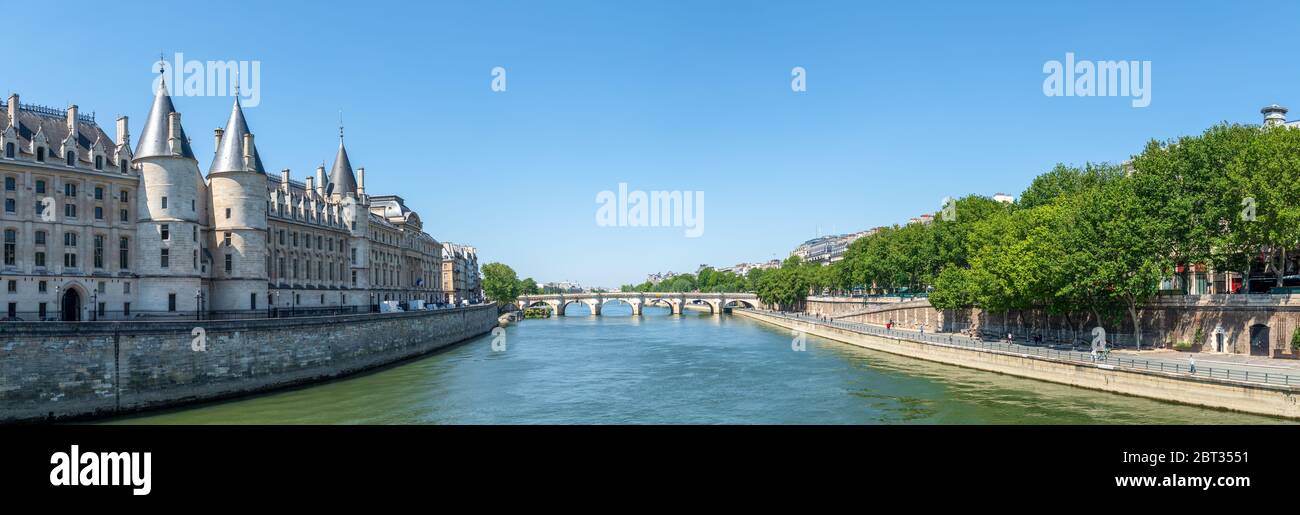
[134, 79, 195, 159]
[209, 97, 266, 174]
[327, 138, 357, 197]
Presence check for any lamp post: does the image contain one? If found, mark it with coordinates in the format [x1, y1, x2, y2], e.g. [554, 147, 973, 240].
[194, 288, 203, 321]
[54, 285, 61, 321]
[370, 292, 376, 313]
[90, 289, 99, 322]
[271, 290, 279, 318]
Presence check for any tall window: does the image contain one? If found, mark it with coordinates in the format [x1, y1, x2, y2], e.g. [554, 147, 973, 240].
[4, 143, 13, 158]
[64, 232, 76, 246]
[225, 254, 233, 273]
[64, 183, 76, 197]
[35, 180, 45, 194]
[36, 147, 45, 162]
[119, 190, 129, 203]
[94, 156, 103, 170]
[94, 187, 103, 200]
[4, 177, 13, 191]
[161, 196, 167, 209]
[65, 151, 75, 166]
[168, 293, 176, 312]
[160, 248, 169, 268]
[160, 224, 169, 241]
[3, 229, 15, 266]
[119, 237, 129, 270]
[93, 235, 104, 268]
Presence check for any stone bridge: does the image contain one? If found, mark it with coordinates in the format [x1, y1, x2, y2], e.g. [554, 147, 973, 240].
[518, 292, 761, 316]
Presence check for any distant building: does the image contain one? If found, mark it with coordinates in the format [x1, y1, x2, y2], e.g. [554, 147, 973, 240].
[440, 243, 480, 305]
[992, 192, 1014, 203]
[790, 229, 878, 265]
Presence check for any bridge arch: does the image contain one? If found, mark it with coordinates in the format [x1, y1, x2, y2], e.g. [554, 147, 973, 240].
[598, 298, 642, 316]
[722, 299, 756, 310]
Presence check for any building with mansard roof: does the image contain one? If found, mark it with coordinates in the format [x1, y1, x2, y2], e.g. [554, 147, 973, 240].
[0, 75, 471, 320]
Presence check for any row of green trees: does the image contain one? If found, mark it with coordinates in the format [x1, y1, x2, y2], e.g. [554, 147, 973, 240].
[620, 267, 755, 294]
[781, 123, 1300, 348]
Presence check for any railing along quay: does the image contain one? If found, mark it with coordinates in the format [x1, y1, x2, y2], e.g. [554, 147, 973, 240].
[744, 309, 1300, 388]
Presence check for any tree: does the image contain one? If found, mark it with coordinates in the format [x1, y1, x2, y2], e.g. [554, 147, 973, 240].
[1224, 125, 1300, 288]
[519, 277, 540, 295]
[755, 259, 811, 309]
[1063, 177, 1172, 349]
[1018, 163, 1124, 209]
[481, 263, 522, 305]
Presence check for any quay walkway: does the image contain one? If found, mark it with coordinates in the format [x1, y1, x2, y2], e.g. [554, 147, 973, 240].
[747, 309, 1300, 388]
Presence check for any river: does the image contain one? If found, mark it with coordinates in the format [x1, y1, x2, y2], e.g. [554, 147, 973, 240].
[105, 303, 1285, 424]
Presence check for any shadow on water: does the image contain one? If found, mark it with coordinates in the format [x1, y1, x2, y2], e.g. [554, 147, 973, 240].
[104, 305, 1290, 425]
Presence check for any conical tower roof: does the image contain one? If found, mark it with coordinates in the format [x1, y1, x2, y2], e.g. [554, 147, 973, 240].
[134, 79, 195, 159]
[209, 97, 266, 174]
[327, 140, 357, 196]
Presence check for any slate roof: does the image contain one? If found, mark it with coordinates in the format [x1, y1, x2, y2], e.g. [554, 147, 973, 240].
[1, 101, 119, 165]
[133, 80, 196, 160]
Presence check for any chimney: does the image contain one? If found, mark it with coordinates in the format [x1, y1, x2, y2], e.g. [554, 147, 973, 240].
[242, 132, 254, 169]
[66, 104, 78, 138]
[167, 112, 182, 155]
[1262, 104, 1288, 128]
[305, 176, 315, 196]
[5, 93, 16, 127]
[281, 168, 290, 193]
[213, 127, 224, 151]
[116, 116, 129, 147]
[315, 165, 326, 197]
[357, 167, 366, 196]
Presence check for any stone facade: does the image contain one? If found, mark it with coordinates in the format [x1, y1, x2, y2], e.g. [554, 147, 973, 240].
[0, 304, 498, 422]
[441, 242, 481, 305]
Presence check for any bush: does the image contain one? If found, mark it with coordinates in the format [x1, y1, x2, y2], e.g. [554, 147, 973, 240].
[1291, 328, 1300, 351]
[1173, 340, 1192, 351]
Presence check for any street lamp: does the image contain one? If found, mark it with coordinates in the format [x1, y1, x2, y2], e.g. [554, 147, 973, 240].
[194, 288, 203, 321]
[90, 289, 99, 322]
[271, 290, 280, 318]
[54, 285, 61, 321]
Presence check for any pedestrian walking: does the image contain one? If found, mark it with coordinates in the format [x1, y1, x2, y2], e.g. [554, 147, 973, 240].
[1189, 355, 1197, 374]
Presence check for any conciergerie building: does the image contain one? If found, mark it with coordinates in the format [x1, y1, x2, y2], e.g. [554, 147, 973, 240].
[0, 77, 480, 321]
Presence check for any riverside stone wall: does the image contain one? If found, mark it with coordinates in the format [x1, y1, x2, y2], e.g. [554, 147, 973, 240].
[813, 295, 1300, 358]
[0, 305, 499, 423]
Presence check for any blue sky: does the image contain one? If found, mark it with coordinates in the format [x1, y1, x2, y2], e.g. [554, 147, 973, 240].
[6, 1, 1299, 287]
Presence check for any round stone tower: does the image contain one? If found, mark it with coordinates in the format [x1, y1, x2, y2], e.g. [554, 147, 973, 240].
[206, 98, 269, 313]
[133, 78, 206, 315]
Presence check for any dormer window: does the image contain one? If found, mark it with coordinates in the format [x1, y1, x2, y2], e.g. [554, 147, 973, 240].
[119, 159, 128, 173]
[94, 155, 103, 170]
[36, 147, 45, 162]
[4, 143, 13, 159]
[65, 151, 75, 167]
